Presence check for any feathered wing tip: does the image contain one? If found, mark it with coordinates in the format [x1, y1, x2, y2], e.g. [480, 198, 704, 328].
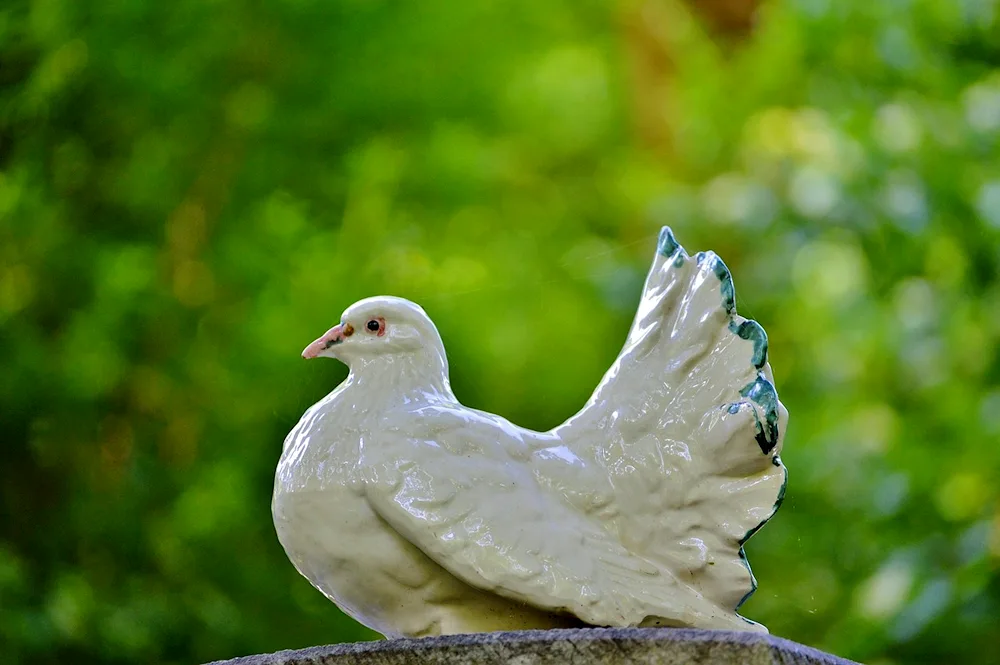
[646, 226, 788, 617]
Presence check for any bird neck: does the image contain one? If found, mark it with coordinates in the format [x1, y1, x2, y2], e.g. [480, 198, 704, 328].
[348, 346, 454, 402]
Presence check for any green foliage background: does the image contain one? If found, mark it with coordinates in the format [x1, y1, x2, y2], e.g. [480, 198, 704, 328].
[2, 0, 999, 663]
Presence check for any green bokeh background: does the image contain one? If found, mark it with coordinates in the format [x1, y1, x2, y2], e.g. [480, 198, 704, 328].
[2, 1, 999, 663]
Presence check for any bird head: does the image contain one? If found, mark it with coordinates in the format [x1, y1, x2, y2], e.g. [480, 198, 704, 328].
[301, 296, 444, 365]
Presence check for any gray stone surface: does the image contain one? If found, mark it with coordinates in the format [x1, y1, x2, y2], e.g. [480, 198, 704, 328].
[206, 628, 861, 665]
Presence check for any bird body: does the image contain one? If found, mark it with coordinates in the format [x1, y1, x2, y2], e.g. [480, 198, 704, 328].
[273, 227, 787, 637]
[274, 365, 583, 636]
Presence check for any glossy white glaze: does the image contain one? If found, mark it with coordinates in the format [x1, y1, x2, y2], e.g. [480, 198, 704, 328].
[272, 227, 787, 636]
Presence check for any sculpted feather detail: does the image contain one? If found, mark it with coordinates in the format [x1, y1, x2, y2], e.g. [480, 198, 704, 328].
[272, 227, 787, 637]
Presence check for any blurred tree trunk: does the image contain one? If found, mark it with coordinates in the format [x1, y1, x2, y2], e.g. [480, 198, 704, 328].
[686, 0, 761, 39]
[620, 0, 760, 159]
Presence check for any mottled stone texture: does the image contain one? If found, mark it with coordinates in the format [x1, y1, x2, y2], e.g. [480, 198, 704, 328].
[206, 628, 860, 665]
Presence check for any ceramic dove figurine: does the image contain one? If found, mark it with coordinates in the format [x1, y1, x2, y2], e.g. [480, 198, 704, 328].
[272, 227, 787, 637]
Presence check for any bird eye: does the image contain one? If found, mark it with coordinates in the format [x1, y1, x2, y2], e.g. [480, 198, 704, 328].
[366, 318, 384, 335]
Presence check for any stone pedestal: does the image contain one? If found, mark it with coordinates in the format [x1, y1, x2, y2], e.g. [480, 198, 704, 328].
[207, 628, 860, 665]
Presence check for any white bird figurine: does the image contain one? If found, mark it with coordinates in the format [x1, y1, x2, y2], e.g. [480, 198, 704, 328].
[272, 227, 787, 638]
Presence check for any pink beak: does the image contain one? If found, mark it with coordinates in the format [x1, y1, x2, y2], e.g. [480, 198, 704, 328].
[302, 324, 349, 359]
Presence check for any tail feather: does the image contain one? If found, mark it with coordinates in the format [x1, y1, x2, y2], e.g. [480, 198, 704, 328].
[555, 226, 787, 620]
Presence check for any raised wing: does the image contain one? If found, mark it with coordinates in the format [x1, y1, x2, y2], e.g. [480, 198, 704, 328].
[361, 404, 751, 630]
[553, 226, 787, 615]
